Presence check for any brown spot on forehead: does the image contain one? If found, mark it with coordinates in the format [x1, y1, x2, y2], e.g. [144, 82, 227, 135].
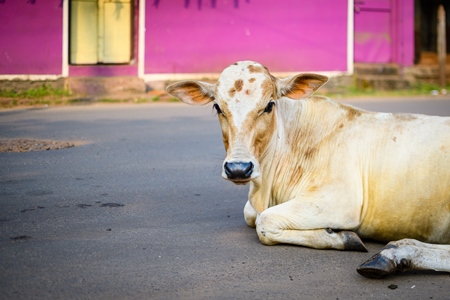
[249, 78, 256, 83]
[228, 79, 245, 98]
[234, 79, 244, 92]
[228, 87, 236, 98]
[248, 64, 265, 73]
[260, 78, 276, 98]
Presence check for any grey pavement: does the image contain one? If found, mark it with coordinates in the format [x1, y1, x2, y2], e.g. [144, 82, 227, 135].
[0, 98, 449, 300]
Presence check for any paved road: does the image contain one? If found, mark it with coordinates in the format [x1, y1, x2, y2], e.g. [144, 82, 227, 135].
[0, 98, 449, 300]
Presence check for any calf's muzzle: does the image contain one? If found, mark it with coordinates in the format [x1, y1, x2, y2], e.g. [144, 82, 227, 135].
[224, 161, 254, 180]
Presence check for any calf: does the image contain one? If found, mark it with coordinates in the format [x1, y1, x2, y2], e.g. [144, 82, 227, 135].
[167, 61, 450, 278]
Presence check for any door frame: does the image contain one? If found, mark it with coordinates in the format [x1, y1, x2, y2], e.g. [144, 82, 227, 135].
[62, 0, 145, 77]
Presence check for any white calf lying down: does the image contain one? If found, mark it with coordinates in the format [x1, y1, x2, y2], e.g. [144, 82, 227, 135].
[167, 61, 450, 278]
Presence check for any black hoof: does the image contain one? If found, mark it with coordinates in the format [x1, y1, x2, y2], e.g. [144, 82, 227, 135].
[341, 231, 368, 252]
[357, 254, 396, 279]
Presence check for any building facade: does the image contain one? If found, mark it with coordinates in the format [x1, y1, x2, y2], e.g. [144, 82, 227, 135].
[0, 0, 414, 82]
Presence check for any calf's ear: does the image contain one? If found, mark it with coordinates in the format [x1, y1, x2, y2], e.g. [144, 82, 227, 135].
[166, 81, 215, 105]
[277, 73, 328, 100]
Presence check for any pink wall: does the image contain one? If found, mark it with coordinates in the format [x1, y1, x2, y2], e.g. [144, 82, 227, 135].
[354, 0, 414, 66]
[145, 0, 350, 74]
[0, 1, 63, 75]
[0, 0, 414, 77]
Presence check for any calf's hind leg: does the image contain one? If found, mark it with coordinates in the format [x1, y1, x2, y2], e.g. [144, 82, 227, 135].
[357, 238, 450, 278]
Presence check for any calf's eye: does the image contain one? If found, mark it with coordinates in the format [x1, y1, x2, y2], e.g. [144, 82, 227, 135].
[213, 103, 222, 114]
[264, 101, 275, 113]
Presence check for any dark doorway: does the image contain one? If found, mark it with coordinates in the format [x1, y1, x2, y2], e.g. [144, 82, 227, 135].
[415, 0, 450, 64]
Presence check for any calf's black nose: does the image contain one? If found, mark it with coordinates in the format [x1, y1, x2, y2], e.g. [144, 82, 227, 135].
[224, 162, 254, 180]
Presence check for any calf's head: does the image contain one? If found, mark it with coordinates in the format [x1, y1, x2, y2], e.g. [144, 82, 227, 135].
[166, 61, 327, 184]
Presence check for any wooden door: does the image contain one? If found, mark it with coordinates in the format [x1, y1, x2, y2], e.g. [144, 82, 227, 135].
[70, 0, 132, 64]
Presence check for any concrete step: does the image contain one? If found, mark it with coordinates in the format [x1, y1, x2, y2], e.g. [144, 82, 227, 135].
[354, 63, 400, 76]
[404, 64, 450, 83]
[63, 76, 146, 96]
[355, 75, 410, 90]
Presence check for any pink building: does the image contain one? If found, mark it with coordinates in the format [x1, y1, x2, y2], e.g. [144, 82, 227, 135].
[0, 0, 421, 84]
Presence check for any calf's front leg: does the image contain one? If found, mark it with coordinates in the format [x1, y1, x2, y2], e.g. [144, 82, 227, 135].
[244, 200, 257, 228]
[254, 200, 367, 251]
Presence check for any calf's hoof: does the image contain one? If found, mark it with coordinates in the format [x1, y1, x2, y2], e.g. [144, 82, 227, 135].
[357, 254, 396, 279]
[340, 231, 368, 252]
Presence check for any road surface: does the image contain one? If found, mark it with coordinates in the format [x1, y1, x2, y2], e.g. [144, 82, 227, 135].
[0, 97, 449, 299]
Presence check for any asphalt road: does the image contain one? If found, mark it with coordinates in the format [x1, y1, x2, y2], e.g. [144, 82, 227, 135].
[0, 97, 449, 300]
